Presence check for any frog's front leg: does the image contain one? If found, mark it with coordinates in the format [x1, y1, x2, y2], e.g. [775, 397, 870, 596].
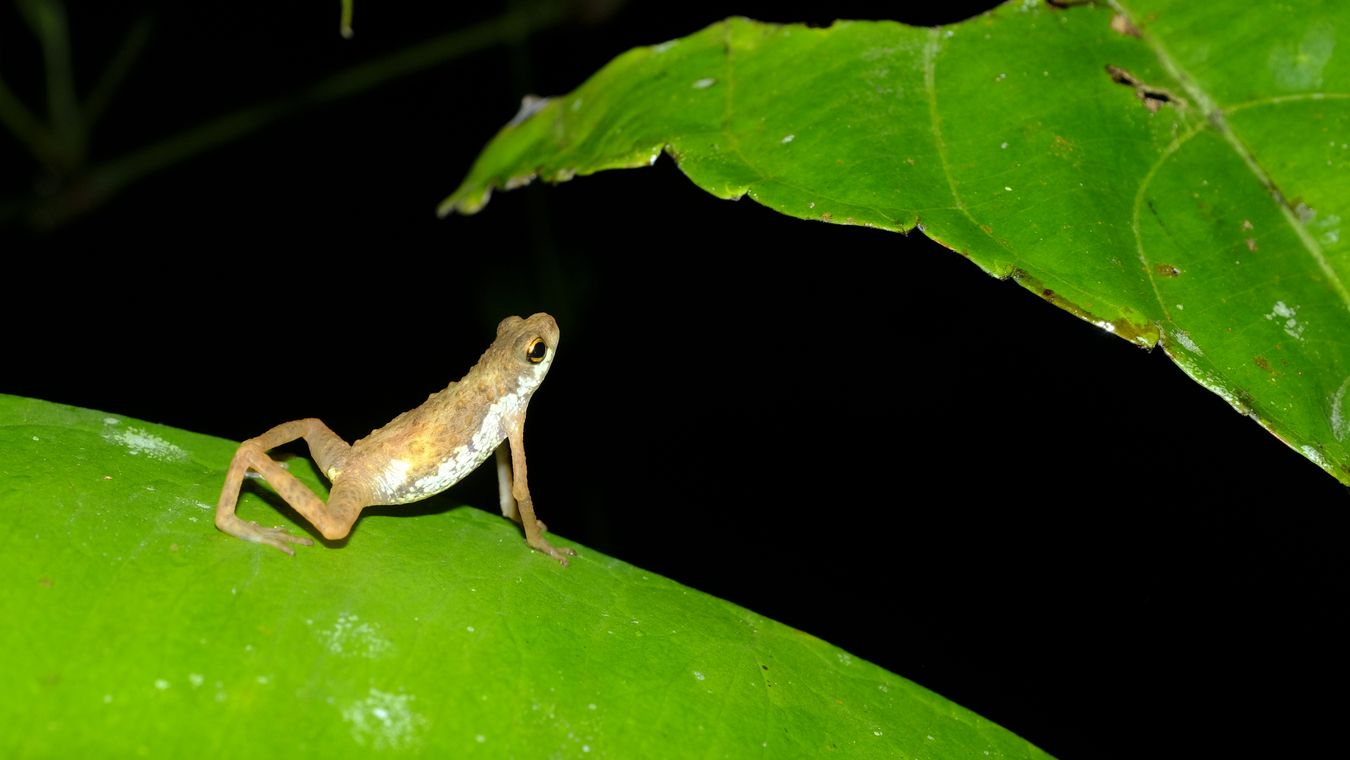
[503, 424, 576, 566]
[215, 418, 368, 554]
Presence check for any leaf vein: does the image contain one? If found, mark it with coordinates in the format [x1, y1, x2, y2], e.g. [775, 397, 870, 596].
[1113, 0, 1350, 314]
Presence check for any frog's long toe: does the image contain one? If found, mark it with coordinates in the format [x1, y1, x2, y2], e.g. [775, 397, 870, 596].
[252, 524, 314, 554]
[221, 515, 314, 555]
[528, 537, 576, 566]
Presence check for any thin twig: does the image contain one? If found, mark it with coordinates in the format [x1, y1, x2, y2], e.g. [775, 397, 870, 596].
[83, 16, 155, 131]
[18, 0, 84, 167]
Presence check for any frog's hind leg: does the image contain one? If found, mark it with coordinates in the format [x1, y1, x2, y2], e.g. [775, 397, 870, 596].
[214, 418, 367, 554]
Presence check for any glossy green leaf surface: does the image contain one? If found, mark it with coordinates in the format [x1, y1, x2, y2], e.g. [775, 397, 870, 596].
[444, 0, 1350, 484]
[0, 394, 1051, 758]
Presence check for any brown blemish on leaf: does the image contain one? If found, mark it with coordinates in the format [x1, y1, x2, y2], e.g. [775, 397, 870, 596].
[1246, 238, 1258, 251]
[821, 211, 833, 221]
[38, 577, 53, 588]
[1050, 134, 1077, 160]
[1105, 65, 1185, 113]
[1254, 356, 1272, 372]
[1106, 65, 1139, 86]
[1236, 389, 1257, 414]
[980, 224, 993, 235]
[1009, 267, 1157, 346]
[1110, 13, 1141, 37]
[1155, 263, 1182, 277]
[1046, 0, 1093, 8]
[1241, 219, 1254, 231]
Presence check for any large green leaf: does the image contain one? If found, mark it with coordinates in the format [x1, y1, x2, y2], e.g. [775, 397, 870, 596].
[0, 394, 1050, 757]
[442, 0, 1350, 485]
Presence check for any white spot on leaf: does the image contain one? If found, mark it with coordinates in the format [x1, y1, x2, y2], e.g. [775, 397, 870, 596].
[1331, 376, 1350, 442]
[343, 688, 427, 751]
[318, 613, 393, 659]
[692, 77, 716, 89]
[1171, 330, 1203, 356]
[1305, 211, 1342, 246]
[103, 426, 188, 462]
[1264, 301, 1305, 340]
[1300, 445, 1330, 470]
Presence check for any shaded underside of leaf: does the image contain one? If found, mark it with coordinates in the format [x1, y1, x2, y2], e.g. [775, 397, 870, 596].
[442, 0, 1350, 484]
[0, 394, 1051, 758]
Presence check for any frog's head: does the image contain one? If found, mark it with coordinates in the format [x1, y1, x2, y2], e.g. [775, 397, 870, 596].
[493, 312, 560, 392]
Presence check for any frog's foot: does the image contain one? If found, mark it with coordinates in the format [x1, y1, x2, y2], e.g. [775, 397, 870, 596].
[217, 514, 314, 555]
[527, 536, 577, 567]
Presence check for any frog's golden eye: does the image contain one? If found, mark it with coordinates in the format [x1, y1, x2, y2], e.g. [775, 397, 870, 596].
[526, 337, 548, 364]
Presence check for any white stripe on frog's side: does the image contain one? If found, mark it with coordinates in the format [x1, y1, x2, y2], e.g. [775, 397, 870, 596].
[393, 387, 528, 504]
[375, 458, 413, 495]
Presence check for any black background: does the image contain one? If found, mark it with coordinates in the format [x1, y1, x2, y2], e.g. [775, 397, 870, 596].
[4, 1, 1349, 757]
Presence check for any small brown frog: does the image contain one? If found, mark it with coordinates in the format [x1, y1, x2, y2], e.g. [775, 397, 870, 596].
[213, 313, 575, 565]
